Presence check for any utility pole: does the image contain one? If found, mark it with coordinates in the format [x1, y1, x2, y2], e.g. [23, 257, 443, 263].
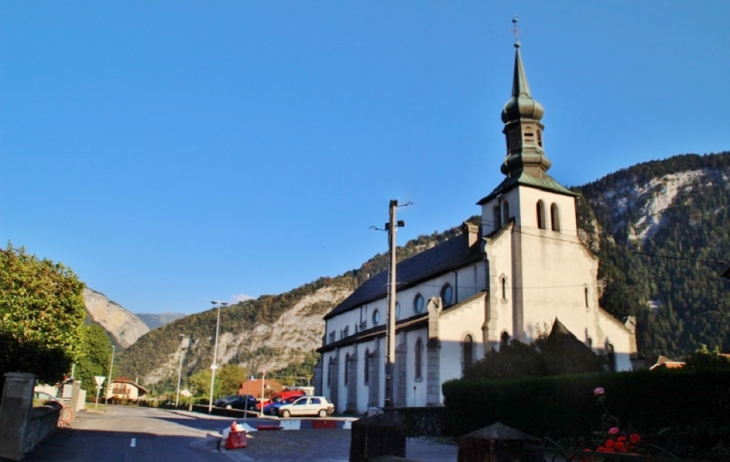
[208, 300, 227, 414]
[383, 199, 411, 410]
[106, 345, 115, 404]
[175, 334, 185, 408]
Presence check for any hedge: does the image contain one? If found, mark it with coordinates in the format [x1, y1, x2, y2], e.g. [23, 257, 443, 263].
[442, 370, 730, 439]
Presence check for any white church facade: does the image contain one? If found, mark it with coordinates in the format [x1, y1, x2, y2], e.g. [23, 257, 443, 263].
[315, 40, 637, 414]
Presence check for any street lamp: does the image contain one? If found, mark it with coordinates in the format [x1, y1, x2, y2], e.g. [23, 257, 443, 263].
[208, 300, 228, 414]
[175, 334, 186, 408]
[106, 345, 115, 404]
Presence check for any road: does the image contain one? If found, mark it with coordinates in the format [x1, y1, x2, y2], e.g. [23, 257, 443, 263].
[22, 406, 458, 462]
[23, 405, 250, 462]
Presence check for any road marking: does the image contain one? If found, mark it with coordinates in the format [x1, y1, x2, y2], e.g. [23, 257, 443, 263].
[130, 438, 136, 448]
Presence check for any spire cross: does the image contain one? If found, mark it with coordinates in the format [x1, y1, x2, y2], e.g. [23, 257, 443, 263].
[511, 16, 521, 45]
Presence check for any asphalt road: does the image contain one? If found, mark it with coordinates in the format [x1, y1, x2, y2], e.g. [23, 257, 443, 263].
[23, 406, 246, 462]
[21, 406, 458, 462]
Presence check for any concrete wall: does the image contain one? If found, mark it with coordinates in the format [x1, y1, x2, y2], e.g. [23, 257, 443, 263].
[24, 404, 61, 455]
[0, 372, 61, 461]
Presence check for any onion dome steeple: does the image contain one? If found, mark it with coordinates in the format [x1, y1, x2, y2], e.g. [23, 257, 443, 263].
[477, 19, 577, 207]
[500, 19, 551, 178]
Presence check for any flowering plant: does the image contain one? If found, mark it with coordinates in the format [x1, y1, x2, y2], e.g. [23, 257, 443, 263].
[588, 387, 642, 455]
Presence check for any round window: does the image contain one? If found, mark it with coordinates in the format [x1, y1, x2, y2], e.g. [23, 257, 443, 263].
[372, 309, 380, 325]
[395, 302, 401, 320]
[441, 284, 453, 305]
[414, 294, 424, 314]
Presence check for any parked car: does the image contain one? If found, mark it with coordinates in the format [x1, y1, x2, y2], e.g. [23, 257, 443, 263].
[260, 388, 306, 408]
[263, 395, 299, 415]
[225, 394, 259, 411]
[214, 395, 240, 407]
[277, 396, 334, 418]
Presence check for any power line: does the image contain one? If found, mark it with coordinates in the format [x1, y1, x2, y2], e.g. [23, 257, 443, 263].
[631, 251, 725, 266]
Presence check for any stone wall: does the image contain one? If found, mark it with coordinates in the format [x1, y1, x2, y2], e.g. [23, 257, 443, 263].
[24, 404, 61, 454]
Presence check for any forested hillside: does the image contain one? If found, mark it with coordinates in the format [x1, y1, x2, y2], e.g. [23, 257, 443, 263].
[118, 151, 730, 390]
[575, 151, 730, 358]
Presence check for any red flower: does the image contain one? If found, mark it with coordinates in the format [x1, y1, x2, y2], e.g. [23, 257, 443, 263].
[629, 433, 641, 444]
[604, 439, 615, 448]
[617, 435, 627, 442]
[615, 441, 627, 452]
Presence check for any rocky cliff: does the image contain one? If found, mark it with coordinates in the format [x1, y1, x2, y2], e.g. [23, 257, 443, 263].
[83, 288, 150, 348]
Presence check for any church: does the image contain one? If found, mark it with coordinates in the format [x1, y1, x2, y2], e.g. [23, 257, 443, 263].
[315, 38, 637, 414]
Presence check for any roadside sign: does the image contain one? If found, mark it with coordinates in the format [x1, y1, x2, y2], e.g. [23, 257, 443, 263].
[94, 376, 106, 387]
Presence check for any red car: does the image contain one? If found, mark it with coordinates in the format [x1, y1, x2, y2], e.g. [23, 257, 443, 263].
[260, 389, 306, 408]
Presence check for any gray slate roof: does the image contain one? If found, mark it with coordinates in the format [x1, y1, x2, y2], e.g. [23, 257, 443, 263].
[477, 171, 577, 205]
[324, 232, 482, 320]
[461, 422, 539, 441]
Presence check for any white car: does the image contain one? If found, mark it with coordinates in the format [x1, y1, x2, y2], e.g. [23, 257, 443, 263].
[277, 396, 335, 418]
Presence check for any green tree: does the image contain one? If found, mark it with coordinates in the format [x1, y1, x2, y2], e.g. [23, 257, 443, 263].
[74, 324, 113, 394]
[464, 331, 605, 380]
[0, 244, 86, 389]
[188, 369, 216, 399]
[685, 344, 730, 371]
[217, 364, 248, 397]
[464, 333, 546, 379]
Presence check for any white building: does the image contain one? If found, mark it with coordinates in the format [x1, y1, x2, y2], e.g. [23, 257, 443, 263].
[316, 40, 637, 414]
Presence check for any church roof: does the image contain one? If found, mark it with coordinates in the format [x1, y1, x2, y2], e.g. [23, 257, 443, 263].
[461, 422, 539, 442]
[477, 170, 578, 205]
[324, 231, 482, 320]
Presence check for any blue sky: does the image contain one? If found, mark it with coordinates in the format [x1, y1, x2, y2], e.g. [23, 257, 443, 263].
[2, 2, 729, 315]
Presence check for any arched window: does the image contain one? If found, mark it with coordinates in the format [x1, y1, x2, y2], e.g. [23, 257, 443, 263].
[501, 277, 507, 300]
[607, 343, 616, 372]
[364, 348, 370, 384]
[413, 294, 425, 314]
[372, 309, 380, 325]
[501, 200, 510, 223]
[537, 129, 543, 147]
[327, 357, 335, 386]
[493, 205, 501, 229]
[584, 287, 590, 310]
[537, 200, 546, 229]
[550, 203, 560, 231]
[441, 283, 453, 306]
[415, 337, 423, 380]
[344, 353, 350, 385]
[395, 302, 401, 320]
[462, 334, 474, 372]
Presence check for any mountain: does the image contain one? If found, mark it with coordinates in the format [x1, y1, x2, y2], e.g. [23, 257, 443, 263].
[117, 278, 357, 388]
[116, 228, 461, 389]
[83, 288, 149, 349]
[575, 151, 730, 358]
[136, 312, 187, 330]
[117, 151, 730, 389]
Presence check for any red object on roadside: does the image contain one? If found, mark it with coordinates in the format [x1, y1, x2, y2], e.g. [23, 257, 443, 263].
[225, 422, 247, 449]
[256, 425, 283, 431]
[225, 430, 247, 449]
[312, 420, 336, 429]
